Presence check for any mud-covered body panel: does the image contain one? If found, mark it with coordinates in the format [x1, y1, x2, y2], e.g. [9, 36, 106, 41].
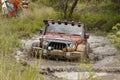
[44, 32, 84, 43]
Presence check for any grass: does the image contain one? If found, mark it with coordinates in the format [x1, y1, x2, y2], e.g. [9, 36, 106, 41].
[0, 55, 44, 80]
[0, 3, 57, 80]
[10, 6, 57, 38]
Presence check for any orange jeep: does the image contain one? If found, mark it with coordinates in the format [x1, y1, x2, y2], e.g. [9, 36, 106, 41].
[31, 20, 90, 59]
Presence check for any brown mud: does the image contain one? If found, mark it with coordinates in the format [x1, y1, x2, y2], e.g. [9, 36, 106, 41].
[14, 34, 120, 80]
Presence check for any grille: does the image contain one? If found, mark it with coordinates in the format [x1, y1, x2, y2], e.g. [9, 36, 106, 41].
[48, 42, 66, 50]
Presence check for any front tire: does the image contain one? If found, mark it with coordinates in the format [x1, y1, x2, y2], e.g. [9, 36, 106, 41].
[30, 41, 40, 58]
[85, 43, 90, 58]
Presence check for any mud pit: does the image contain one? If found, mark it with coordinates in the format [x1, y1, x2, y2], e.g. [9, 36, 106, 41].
[15, 34, 120, 80]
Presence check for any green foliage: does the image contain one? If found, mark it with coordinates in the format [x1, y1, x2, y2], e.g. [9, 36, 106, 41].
[72, 0, 120, 31]
[0, 20, 20, 54]
[108, 23, 120, 52]
[10, 5, 57, 38]
[0, 3, 57, 80]
[0, 56, 44, 80]
[32, 0, 120, 30]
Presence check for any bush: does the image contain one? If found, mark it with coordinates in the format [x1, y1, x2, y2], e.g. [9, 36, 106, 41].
[73, 1, 120, 31]
[107, 23, 120, 52]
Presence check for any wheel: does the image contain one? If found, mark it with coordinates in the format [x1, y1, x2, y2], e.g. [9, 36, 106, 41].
[83, 43, 91, 63]
[31, 48, 40, 58]
[30, 41, 40, 58]
[85, 43, 90, 58]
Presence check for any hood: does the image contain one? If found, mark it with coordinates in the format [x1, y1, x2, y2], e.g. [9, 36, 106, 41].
[43, 32, 84, 44]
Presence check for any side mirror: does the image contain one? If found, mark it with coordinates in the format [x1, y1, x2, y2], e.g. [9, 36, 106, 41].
[85, 34, 89, 39]
[40, 29, 43, 34]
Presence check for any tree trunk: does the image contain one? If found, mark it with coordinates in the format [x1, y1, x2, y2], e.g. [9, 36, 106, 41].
[68, 0, 79, 18]
[87, 0, 92, 6]
[64, 0, 69, 19]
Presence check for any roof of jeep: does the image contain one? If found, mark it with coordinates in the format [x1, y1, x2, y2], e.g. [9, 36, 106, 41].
[43, 20, 85, 27]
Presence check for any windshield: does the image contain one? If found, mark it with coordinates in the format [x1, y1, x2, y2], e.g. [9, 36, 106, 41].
[46, 23, 83, 35]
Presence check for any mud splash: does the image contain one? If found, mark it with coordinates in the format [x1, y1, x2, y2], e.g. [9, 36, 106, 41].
[14, 34, 120, 80]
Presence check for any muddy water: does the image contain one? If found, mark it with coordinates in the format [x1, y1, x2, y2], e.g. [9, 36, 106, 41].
[88, 34, 117, 61]
[15, 34, 120, 80]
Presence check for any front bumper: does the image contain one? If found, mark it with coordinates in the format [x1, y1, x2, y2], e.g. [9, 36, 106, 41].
[32, 47, 85, 59]
[49, 50, 84, 59]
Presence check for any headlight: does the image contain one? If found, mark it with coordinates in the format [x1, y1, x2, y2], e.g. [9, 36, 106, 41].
[43, 41, 49, 46]
[77, 44, 85, 51]
[67, 43, 76, 51]
[69, 43, 76, 48]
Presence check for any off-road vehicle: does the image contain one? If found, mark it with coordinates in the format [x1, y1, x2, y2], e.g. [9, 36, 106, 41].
[31, 20, 90, 59]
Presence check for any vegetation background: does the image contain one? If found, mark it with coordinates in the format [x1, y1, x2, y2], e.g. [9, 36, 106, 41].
[0, 0, 120, 80]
